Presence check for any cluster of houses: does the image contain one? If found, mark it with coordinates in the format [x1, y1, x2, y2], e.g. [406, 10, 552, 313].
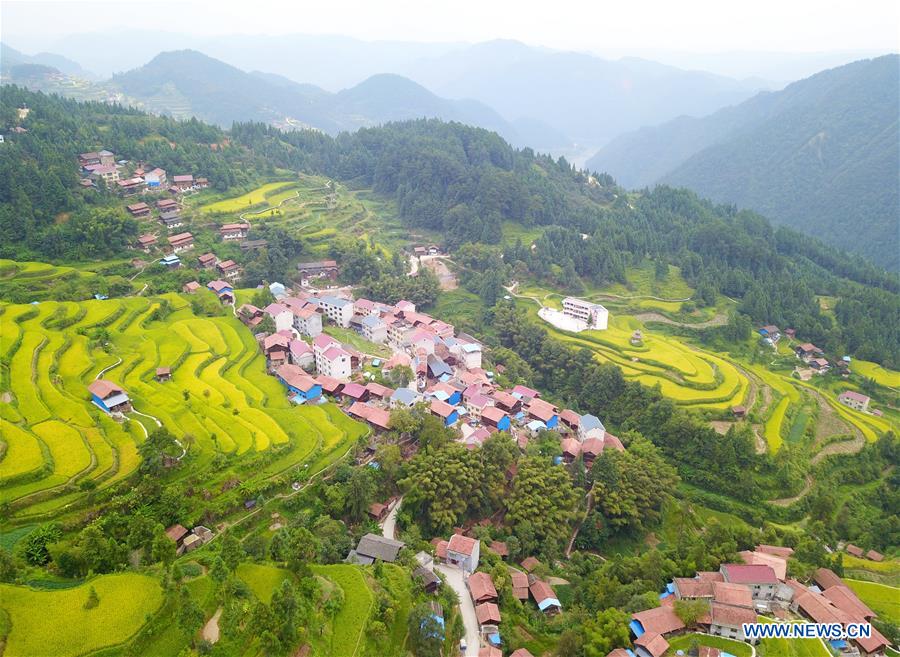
[135, 216, 251, 275]
[842, 543, 885, 563]
[617, 544, 891, 657]
[78, 150, 208, 197]
[232, 283, 627, 463]
[164, 523, 214, 555]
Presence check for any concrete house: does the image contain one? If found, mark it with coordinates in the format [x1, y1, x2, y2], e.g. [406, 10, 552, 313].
[526, 398, 559, 429]
[720, 564, 778, 602]
[264, 303, 294, 333]
[838, 390, 870, 412]
[446, 534, 479, 573]
[220, 222, 250, 240]
[276, 364, 322, 402]
[360, 314, 388, 344]
[430, 399, 459, 426]
[318, 296, 354, 328]
[578, 414, 605, 441]
[481, 406, 511, 431]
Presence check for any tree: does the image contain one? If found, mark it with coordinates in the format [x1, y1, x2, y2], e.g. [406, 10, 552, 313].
[346, 468, 376, 522]
[583, 607, 631, 657]
[387, 365, 413, 388]
[83, 586, 100, 610]
[177, 588, 205, 647]
[506, 457, 580, 556]
[408, 602, 444, 657]
[219, 533, 244, 572]
[0, 548, 19, 583]
[210, 557, 229, 585]
[674, 598, 709, 627]
[151, 532, 176, 567]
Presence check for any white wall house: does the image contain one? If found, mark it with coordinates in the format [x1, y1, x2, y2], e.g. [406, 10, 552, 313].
[562, 297, 609, 330]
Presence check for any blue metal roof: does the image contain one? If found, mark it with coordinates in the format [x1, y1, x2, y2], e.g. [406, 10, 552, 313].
[629, 620, 645, 637]
[580, 414, 605, 432]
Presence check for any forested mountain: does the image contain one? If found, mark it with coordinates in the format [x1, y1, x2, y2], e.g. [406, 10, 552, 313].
[587, 55, 900, 269]
[2, 87, 897, 366]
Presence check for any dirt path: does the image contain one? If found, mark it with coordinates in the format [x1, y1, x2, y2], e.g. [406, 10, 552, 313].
[769, 475, 814, 506]
[633, 311, 727, 329]
[94, 357, 123, 379]
[202, 607, 222, 644]
[421, 256, 457, 290]
[238, 190, 301, 221]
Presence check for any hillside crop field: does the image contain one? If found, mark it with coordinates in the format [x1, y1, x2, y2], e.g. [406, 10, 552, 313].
[0, 293, 365, 521]
[199, 181, 300, 214]
[0, 573, 164, 657]
[844, 579, 900, 623]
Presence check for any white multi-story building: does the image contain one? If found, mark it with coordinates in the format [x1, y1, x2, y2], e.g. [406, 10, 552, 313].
[264, 303, 294, 333]
[293, 307, 323, 338]
[360, 315, 388, 344]
[313, 334, 352, 379]
[318, 296, 354, 328]
[562, 297, 609, 330]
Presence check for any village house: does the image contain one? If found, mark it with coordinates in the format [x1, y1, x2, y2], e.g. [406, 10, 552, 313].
[347, 402, 391, 431]
[510, 569, 530, 601]
[144, 167, 166, 187]
[446, 534, 479, 573]
[241, 238, 268, 252]
[216, 259, 241, 281]
[157, 198, 178, 212]
[634, 632, 669, 657]
[391, 388, 419, 408]
[563, 297, 609, 330]
[318, 296, 354, 327]
[167, 232, 194, 253]
[313, 334, 353, 379]
[430, 399, 459, 426]
[159, 211, 185, 229]
[289, 340, 315, 370]
[720, 563, 778, 602]
[630, 605, 685, 646]
[264, 303, 294, 333]
[116, 177, 144, 195]
[90, 164, 120, 186]
[297, 259, 340, 283]
[197, 253, 217, 269]
[475, 602, 502, 629]
[136, 234, 157, 252]
[164, 524, 189, 548]
[481, 406, 511, 431]
[220, 222, 250, 240]
[340, 382, 370, 404]
[182, 281, 201, 294]
[468, 572, 499, 605]
[263, 333, 291, 368]
[529, 576, 562, 615]
[173, 174, 194, 190]
[347, 533, 405, 565]
[359, 314, 388, 343]
[276, 364, 322, 402]
[155, 367, 171, 382]
[292, 306, 323, 338]
[238, 304, 264, 328]
[795, 343, 824, 362]
[79, 150, 116, 167]
[578, 414, 605, 441]
[207, 280, 234, 304]
[526, 398, 559, 429]
[315, 375, 344, 397]
[838, 390, 870, 412]
[88, 379, 132, 414]
[707, 602, 758, 643]
[126, 202, 151, 217]
[759, 325, 781, 342]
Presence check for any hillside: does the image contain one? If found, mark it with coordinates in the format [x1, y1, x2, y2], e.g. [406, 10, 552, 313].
[0, 42, 92, 78]
[587, 55, 900, 269]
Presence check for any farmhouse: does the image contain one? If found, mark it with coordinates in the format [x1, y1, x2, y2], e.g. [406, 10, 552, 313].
[157, 198, 178, 211]
[578, 413, 605, 441]
[182, 281, 201, 294]
[220, 222, 250, 240]
[347, 402, 391, 430]
[116, 177, 144, 195]
[90, 164, 120, 185]
[207, 280, 234, 304]
[526, 398, 558, 429]
[126, 202, 151, 217]
[197, 253, 217, 269]
[238, 304, 264, 328]
[630, 605, 685, 638]
[216, 259, 241, 281]
[88, 379, 131, 414]
[160, 254, 180, 268]
[359, 314, 388, 343]
[316, 342, 352, 379]
[475, 602, 502, 628]
[347, 533, 405, 565]
[481, 406, 510, 431]
[510, 569, 530, 600]
[297, 259, 340, 282]
[167, 232, 194, 252]
[838, 390, 870, 412]
[707, 602, 758, 642]
[391, 387, 419, 408]
[136, 234, 157, 252]
[264, 303, 294, 333]
[430, 399, 459, 426]
[634, 632, 669, 657]
[720, 563, 777, 601]
[79, 150, 115, 167]
[468, 571, 498, 604]
[164, 524, 189, 547]
[562, 297, 609, 330]
[529, 577, 562, 615]
[413, 566, 441, 594]
[144, 167, 166, 187]
[446, 534, 479, 573]
[276, 364, 321, 402]
[159, 211, 184, 228]
[795, 343, 824, 362]
[173, 174, 194, 190]
[155, 367, 171, 382]
[263, 333, 291, 366]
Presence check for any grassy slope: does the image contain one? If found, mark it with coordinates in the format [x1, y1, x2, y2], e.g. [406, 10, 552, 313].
[844, 579, 900, 623]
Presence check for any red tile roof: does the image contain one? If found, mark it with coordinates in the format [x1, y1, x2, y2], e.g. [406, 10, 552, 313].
[475, 602, 501, 625]
[709, 602, 756, 628]
[430, 399, 456, 418]
[447, 533, 478, 556]
[756, 544, 794, 558]
[631, 605, 686, 635]
[468, 572, 498, 603]
[721, 563, 778, 584]
[520, 556, 541, 572]
[813, 568, 844, 590]
[529, 579, 557, 605]
[673, 577, 714, 598]
[635, 632, 669, 657]
[526, 398, 557, 422]
[712, 581, 753, 608]
[823, 585, 876, 620]
[88, 379, 124, 398]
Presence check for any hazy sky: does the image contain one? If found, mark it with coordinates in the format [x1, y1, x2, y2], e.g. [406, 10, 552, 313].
[4, 0, 898, 54]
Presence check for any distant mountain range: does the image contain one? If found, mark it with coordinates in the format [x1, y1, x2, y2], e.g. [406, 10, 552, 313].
[586, 55, 900, 269]
[1, 43, 93, 79]
[2, 36, 772, 156]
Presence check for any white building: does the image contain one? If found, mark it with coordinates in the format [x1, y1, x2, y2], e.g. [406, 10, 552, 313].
[446, 534, 480, 574]
[577, 414, 605, 442]
[318, 296, 354, 328]
[313, 334, 352, 379]
[360, 315, 388, 344]
[293, 307, 323, 338]
[562, 297, 609, 330]
[264, 303, 294, 333]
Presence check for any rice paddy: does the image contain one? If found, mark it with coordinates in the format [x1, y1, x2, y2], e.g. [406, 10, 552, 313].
[198, 181, 300, 214]
[0, 294, 364, 520]
[0, 573, 164, 657]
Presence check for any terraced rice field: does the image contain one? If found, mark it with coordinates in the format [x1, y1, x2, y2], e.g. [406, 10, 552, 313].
[0, 294, 363, 520]
[0, 573, 164, 657]
[845, 579, 900, 623]
[528, 304, 751, 410]
[199, 181, 299, 214]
